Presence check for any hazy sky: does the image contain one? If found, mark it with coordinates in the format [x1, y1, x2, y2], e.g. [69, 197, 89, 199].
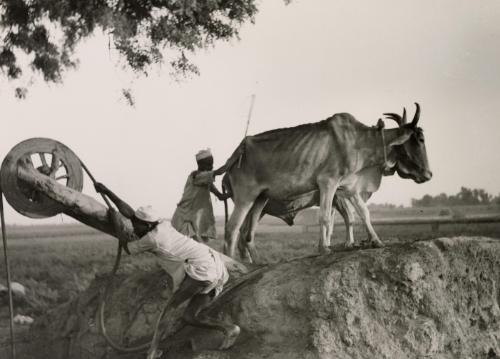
[1, 0, 500, 224]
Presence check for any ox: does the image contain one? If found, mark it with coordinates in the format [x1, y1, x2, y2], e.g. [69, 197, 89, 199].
[227, 165, 390, 262]
[233, 191, 357, 262]
[221, 104, 432, 259]
[235, 156, 413, 261]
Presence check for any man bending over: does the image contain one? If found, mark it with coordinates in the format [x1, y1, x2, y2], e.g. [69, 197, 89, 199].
[94, 182, 240, 358]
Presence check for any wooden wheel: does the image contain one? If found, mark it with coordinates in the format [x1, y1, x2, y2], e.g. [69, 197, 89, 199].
[0, 138, 84, 218]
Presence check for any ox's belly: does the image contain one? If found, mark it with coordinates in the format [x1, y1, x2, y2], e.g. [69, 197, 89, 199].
[265, 178, 317, 200]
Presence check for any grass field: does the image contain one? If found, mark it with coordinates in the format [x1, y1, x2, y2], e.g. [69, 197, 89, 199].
[1, 214, 499, 321]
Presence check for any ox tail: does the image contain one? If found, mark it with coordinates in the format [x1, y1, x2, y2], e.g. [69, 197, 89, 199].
[223, 185, 229, 227]
[222, 174, 233, 231]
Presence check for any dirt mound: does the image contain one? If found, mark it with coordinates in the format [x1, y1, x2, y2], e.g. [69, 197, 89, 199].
[10, 237, 500, 359]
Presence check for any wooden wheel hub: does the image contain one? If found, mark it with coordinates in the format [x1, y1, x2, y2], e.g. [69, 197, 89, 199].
[0, 138, 84, 218]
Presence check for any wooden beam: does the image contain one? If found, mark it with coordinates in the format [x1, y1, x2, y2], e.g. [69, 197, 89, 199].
[15, 162, 248, 274]
[16, 162, 134, 239]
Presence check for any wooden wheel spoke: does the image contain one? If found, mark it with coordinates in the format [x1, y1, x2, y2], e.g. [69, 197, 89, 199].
[2, 138, 84, 219]
[23, 154, 34, 168]
[29, 189, 38, 202]
[39, 152, 48, 167]
[50, 151, 61, 177]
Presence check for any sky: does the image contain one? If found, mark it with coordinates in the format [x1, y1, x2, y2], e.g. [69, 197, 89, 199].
[1, 0, 500, 224]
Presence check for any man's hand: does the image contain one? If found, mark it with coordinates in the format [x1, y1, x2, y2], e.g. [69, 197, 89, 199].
[217, 193, 231, 201]
[94, 182, 109, 195]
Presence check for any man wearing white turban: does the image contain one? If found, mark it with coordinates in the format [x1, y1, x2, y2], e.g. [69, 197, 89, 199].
[93, 182, 240, 358]
[172, 148, 228, 242]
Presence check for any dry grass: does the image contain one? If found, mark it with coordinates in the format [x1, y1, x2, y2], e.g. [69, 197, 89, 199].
[0, 219, 499, 318]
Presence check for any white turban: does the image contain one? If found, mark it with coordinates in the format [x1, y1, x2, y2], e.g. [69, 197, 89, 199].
[134, 205, 160, 223]
[195, 148, 212, 161]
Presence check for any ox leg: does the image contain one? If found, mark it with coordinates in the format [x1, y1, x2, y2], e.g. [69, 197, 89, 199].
[238, 216, 252, 263]
[335, 196, 355, 248]
[317, 179, 338, 254]
[225, 202, 255, 258]
[328, 206, 336, 245]
[242, 197, 268, 264]
[350, 193, 383, 247]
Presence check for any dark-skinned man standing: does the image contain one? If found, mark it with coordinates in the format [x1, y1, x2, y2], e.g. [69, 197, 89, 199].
[172, 149, 228, 243]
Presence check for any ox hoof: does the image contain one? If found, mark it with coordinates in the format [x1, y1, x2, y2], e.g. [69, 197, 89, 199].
[220, 325, 241, 350]
[319, 247, 331, 255]
[360, 239, 372, 248]
[369, 237, 384, 248]
[370, 240, 384, 248]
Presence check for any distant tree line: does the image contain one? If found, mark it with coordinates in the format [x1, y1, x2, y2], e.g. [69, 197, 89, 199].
[411, 187, 500, 207]
[367, 203, 404, 210]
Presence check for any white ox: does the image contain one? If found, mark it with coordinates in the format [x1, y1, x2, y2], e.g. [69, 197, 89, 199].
[220, 104, 432, 260]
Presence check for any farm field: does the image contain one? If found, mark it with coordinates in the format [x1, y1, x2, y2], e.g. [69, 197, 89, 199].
[0, 215, 499, 355]
[1, 215, 499, 320]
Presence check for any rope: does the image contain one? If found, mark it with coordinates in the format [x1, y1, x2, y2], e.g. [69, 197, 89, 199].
[79, 161, 113, 209]
[77, 159, 149, 352]
[96, 225, 177, 355]
[381, 127, 388, 165]
[78, 158, 174, 355]
[377, 119, 389, 172]
[79, 160, 130, 257]
[97, 244, 153, 353]
[0, 187, 16, 359]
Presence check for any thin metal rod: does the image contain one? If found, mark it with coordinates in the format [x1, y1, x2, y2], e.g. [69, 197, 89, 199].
[243, 94, 256, 138]
[238, 94, 256, 168]
[0, 189, 16, 359]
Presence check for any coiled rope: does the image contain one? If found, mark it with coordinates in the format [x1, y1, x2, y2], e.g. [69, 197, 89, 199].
[78, 159, 170, 355]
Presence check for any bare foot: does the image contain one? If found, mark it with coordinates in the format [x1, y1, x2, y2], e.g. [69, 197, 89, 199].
[219, 325, 241, 349]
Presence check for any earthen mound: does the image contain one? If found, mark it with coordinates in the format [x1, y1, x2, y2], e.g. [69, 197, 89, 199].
[12, 237, 500, 359]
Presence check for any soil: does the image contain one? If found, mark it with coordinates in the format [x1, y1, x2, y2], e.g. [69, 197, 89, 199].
[4, 236, 500, 359]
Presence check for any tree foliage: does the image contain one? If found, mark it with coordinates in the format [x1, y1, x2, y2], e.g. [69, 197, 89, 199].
[0, 0, 258, 97]
[411, 187, 500, 207]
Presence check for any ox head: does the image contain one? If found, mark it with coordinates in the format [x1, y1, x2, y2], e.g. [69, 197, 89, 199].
[383, 103, 432, 184]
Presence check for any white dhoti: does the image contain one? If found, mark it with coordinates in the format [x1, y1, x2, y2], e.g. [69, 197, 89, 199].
[128, 219, 228, 295]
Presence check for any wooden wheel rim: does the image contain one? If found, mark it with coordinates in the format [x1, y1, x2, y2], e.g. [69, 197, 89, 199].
[0, 138, 83, 218]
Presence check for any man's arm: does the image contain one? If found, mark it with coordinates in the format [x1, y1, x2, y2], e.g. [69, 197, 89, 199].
[210, 183, 229, 201]
[94, 182, 135, 219]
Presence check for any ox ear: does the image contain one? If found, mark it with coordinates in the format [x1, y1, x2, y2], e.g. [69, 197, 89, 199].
[387, 129, 412, 147]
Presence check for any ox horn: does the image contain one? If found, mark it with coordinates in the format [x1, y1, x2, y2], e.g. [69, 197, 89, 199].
[411, 102, 420, 127]
[383, 107, 406, 127]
